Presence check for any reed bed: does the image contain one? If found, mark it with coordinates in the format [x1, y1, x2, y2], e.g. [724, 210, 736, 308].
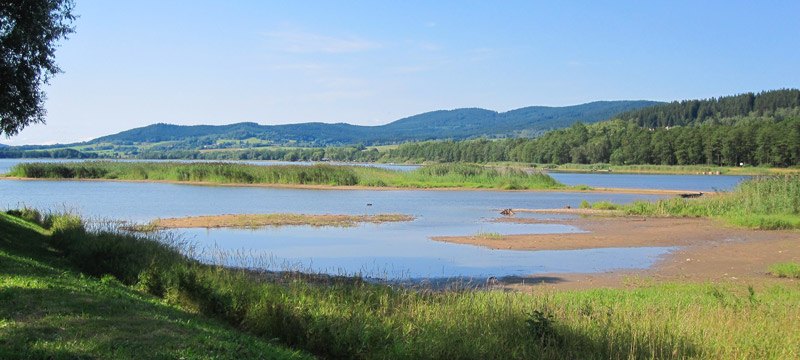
[4, 209, 799, 359]
[623, 175, 800, 229]
[6, 161, 566, 190]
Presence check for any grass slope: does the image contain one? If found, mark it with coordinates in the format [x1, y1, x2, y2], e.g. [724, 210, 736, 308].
[3, 211, 800, 358]
[0, 212, 310, 359]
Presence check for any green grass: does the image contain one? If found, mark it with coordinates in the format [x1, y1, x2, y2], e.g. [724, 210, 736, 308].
[6, 161, 566, 190]
[474, 231, 503, 239]
[579, 200, 620, 211]
[768, 263, 800, 278]
[0, 212, 310, 359]
[623, 175, 800, 229]
[3, 210, 800, 359]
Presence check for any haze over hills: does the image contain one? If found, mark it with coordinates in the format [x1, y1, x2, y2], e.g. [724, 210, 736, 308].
[85, 100, 659, 148]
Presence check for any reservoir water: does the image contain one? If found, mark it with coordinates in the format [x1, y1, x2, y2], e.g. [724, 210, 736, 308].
[0, 159, 749, 280]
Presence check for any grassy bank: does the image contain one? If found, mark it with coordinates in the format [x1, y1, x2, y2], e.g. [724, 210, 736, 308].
[5, 162, 565, 190]
[3, 210, 799, 359]
[0, 212, 310, 359]
[489, 162, 800, 175]
[621, 175, 800, 229]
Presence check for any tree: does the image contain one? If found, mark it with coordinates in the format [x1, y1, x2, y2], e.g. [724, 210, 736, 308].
[1, 0, 75, 136]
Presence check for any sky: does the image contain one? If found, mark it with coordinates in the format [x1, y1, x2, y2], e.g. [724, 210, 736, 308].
[4, 0, 800, 145]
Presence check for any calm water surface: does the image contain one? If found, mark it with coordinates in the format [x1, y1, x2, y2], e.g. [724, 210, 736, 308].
[0, 177, 679, 279]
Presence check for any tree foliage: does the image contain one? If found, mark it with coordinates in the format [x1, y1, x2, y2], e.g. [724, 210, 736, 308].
[615, 89, 800, 128]
[1, 0, 75, 136]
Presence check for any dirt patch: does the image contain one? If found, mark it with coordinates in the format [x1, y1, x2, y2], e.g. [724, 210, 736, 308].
[434, 215, 800, 290]
[143, 213, 415, 230]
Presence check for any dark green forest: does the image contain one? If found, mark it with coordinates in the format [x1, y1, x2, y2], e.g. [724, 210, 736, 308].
[616, 89, 800, 128]
[2, 100, 656, 151]
[2, 89, 799, 168]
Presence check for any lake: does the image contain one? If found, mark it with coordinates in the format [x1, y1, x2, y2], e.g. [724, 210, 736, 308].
[0, 159, 749, 280]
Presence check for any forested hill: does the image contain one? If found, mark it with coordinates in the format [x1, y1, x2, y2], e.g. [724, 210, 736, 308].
[616, 89, 800, 128]
[90, 100, 658, 147]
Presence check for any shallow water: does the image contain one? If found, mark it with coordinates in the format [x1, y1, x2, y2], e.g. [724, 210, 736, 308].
[0, 177, 679, 279]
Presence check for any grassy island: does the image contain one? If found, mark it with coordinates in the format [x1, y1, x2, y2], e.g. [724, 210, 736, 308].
[4, 162, 566, 190]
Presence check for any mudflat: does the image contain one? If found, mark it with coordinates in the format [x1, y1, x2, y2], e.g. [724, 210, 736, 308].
[434, 214, 799, 290]
[146, 213, 415, 229]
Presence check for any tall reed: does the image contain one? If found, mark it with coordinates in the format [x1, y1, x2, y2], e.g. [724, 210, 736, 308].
[7, 161, 565, 190]
[624, 175, 800, 229]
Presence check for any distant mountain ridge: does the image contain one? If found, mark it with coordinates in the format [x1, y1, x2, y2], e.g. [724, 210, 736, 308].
[92, 100, 659, 147]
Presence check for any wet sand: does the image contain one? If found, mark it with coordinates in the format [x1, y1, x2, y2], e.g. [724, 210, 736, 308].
[145, 213, 414, 229]
[434, 214, 799, 290]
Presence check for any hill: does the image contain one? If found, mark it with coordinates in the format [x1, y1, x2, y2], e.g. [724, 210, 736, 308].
[616, 89, 800, 128]
[91, 100, 658, 148]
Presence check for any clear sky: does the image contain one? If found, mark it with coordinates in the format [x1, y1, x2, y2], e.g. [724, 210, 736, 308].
[4, 0, 800, 145]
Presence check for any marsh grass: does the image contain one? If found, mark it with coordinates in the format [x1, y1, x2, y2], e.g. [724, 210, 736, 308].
[579, 200, 620, 211]
[3, 209, 800, 359]
[768, 263, 800, 278]
[623, 175, 800, 229]
[474, 231, 504, 240]
[7, 161, 566, 190]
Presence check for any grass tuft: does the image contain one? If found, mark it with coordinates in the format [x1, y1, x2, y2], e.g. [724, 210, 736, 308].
[767, 263, 800, 278]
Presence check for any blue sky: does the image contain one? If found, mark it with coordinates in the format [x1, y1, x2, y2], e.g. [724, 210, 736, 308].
[5, 0, 800, 145]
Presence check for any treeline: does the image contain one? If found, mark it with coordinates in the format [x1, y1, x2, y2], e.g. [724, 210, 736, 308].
[383, 117, 800, 167]
[0, 148, 99, 159]
[616, 89, 800, 128]
[132, 144, 383, 162]
[6, 117, 800, 167]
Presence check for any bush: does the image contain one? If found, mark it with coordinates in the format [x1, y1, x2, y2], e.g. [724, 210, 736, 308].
[6, 208, 42, 225]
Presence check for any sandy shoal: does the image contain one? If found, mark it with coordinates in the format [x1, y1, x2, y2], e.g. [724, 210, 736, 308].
[149, 213, 414, 229]
[434, 215, 799, 290]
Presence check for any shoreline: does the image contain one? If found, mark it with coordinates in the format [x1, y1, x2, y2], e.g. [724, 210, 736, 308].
[433, 215, 799, 290]
[0, 176, 695, 195]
